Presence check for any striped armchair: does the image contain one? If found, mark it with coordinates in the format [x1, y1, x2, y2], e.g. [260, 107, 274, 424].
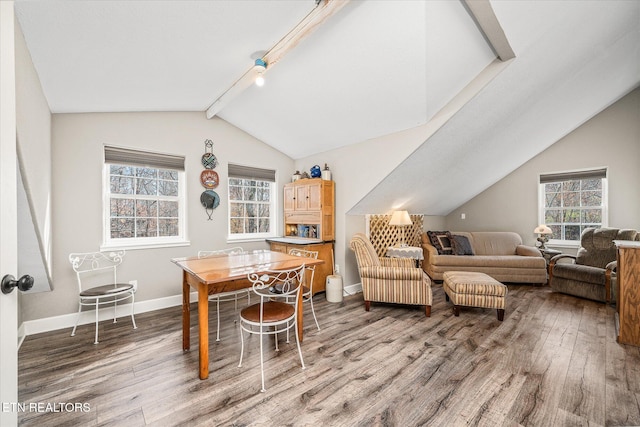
[350, 233, 432, 316]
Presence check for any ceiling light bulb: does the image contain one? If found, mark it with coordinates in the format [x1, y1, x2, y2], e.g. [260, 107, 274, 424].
[255, 74, 265, 87]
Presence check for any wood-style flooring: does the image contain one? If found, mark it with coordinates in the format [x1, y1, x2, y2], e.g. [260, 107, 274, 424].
[18, 284, 640, 426]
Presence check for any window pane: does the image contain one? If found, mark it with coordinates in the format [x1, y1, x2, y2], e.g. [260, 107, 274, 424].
[230, 202, 244, 217]
[111, 218, 134, 238]
[545, 193, 561, 208]
[159, 170, 178, 180]
[562, 192, 580, 207]
[581, 191, 601, 207]
[158, 200, 179, 217]
[545, 182, 561, 192]
[136, 167, 157, 178]
[136, 200, 157, 217]
[581, 179, 601, 191]
[229, 186, 243, 201]
[565, 225, 581, 241]
[229, 178, 243, 186]
[562, 180, 580, 191]
[158, 219, 178, 236]
[243, 186, 256, 200]
[245, 218, 257, 233]
[110, 198, 134, 217]
[259, 219, 270, 233]
[136, 219, 158, 237]
[258, 204, 270, 217]
[257, 189, 270, 202]
[110, 165, 135, 176]
[246, 203, 256, 218]
[582, 209, 602, 224]
[136, 178, 157, 195]
[158, 180, 178, 197]
[549, 224, 561, 237]
[545, 209, 562, 223]
[563, 209, 580, 223]
[110, 176, 134, 194]
[230, 218, 243, 233]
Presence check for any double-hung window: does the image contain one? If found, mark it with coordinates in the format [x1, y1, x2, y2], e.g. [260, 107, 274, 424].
[227, 164, 276, 240]
[539, 168, 607, 245]
[103, 146, 187, 249]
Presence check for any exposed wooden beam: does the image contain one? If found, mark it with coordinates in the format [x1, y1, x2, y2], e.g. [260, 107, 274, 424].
[206, 0, 351, 119]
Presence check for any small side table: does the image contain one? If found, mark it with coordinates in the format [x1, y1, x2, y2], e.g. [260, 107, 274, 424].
[539, 248, 561, 265]
[386, 246, 424, 268]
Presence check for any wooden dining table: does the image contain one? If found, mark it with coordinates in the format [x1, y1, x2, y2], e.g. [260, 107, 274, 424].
[171, 250, 324, 380]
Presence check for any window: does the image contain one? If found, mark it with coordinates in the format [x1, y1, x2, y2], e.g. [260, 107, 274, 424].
[539, 168, 607, 244]
[103, 146, 187, 249]
[228, 164, 276, 240]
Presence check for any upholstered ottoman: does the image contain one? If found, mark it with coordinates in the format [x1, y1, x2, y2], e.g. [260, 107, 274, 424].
[443, 271, 507, 321]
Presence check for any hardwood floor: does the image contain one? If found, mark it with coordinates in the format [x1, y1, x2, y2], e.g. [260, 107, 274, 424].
[18, 284, 640, 426]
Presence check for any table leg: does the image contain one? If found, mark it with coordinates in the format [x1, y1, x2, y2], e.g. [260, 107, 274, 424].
[182, 274, 190, 351]
[198, 284, 209, 380]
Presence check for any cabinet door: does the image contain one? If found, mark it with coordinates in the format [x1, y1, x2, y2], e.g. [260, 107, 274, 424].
[294, 185, 309, 210]
[307, 182, 322, 210]
[283, 184, 295, 211]
[269, 242, 288, 253]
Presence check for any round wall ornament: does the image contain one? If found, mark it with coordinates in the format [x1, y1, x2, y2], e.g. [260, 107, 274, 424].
[201, 152, 218, 169]
[200, 170, 219, 189]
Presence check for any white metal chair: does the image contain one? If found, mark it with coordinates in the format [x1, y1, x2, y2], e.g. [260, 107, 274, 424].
[287, 248, 320, 331]
[198, 247, 249, 341]
[69, 250, 137, 344]
[238, 265, 306, 392]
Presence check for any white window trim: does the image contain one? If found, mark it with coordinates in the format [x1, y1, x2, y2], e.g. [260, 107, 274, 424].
[538, 172, 608, 247]
[227, 179, 278, 242]
[101, 164, 190, 251]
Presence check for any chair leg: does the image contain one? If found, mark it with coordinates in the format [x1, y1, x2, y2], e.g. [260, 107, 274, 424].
[497, 309, 505, 321]
[71, 302, 82, 337]
[216, 297, 221, 342]
[130, 292, 137, 329]
[365, 300, 371, 311]
[260, 325, 266, 393]
[294, 317, 306, 371]
[309, 293, 320, 330]
[94, 299, 100, 344]
[237, 325, 245, 367]
[425, 305, 431, 317]
[113, 297, 118, 323]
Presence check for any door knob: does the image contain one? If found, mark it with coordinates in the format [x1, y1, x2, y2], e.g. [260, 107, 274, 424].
[1, 274, 34, 294]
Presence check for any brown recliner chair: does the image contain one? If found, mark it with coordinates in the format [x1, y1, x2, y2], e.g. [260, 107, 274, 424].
[548, 227, 638, 303]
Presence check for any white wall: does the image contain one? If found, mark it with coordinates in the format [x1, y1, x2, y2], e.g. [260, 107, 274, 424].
[20, 112, 294, 322]
[15, 15, 52, 293]
[444, 88, 640, 247]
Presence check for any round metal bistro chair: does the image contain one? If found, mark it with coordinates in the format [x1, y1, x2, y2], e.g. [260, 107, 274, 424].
[238, 264, 306, 392]
[68, 250, 137, 344]
[198, 247, 248, 341]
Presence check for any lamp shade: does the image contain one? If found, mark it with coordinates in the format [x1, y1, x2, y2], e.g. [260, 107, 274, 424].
[534, 224, 553, 235]
[389, 210, 412, 226]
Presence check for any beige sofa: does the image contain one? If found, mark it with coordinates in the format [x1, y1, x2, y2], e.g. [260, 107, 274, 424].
[421, 231, 547, 284]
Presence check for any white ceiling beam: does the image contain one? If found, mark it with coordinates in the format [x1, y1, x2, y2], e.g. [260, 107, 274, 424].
[206, 0, 351, 119]
[463, 0, 515, 61]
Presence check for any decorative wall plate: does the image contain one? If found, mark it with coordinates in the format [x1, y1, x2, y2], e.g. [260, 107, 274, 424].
[200, 190, 220, 209]
[200, 170, 219, 189]
[201, 152, 218, 169]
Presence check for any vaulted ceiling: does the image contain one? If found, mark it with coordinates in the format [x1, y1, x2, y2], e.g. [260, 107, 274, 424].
[14, 0, 640, 216]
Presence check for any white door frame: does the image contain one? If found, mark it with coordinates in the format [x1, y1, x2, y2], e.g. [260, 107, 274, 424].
[1, 1, 19, 425]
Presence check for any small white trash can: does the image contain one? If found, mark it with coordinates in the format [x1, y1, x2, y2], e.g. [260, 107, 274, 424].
[326, 275, 343, 303]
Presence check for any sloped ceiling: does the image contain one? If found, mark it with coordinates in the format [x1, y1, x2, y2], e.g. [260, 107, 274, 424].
[14, 0, 640, 216]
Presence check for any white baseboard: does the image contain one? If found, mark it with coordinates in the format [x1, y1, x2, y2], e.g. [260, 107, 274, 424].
[20, 291, 200, 338]
[19, 285, 363, 340]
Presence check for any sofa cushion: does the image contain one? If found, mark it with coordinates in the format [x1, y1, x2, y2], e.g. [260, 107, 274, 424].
[452, 235, 474, 255]
[553, 262, 606, 285]
[427, 231, 453, 255]
[429, 255, 545, 269]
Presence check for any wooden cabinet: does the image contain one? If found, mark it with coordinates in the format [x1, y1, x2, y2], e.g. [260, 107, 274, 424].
[615, 241, 640, 346]
[283, 178, 334, 241]
[267, 239, 334, 295]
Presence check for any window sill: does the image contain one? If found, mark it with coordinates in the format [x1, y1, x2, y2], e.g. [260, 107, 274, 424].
[101, 240, 191, 251]
[547, 241, 580, 250]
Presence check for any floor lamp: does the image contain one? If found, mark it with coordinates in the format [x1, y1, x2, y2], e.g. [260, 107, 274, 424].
[390, 210, 412, 247]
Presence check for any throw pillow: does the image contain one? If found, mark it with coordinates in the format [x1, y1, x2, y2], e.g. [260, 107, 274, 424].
[452, 235, 474, 256]
[427, 231, 453, 255]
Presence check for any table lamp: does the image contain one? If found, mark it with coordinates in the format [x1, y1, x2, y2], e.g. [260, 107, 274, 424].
[534, 224, 553, 249]
[390, 210, 412, 247]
